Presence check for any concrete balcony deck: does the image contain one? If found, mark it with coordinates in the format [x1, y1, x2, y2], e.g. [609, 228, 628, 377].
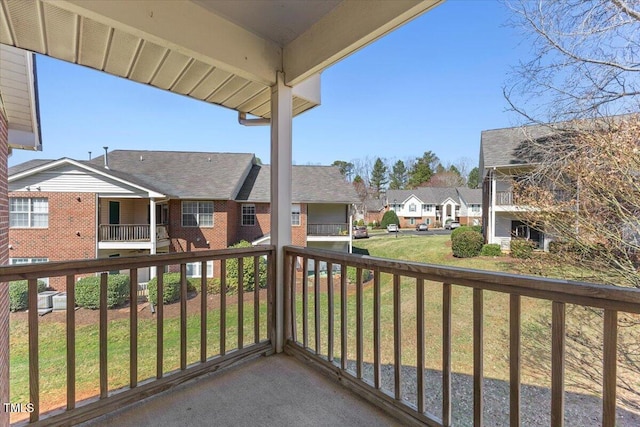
[80, 354, 400, 427]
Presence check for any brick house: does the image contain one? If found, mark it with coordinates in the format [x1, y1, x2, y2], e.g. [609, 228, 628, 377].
[385, 187, 482, 228]
[8, 150, 358, 290]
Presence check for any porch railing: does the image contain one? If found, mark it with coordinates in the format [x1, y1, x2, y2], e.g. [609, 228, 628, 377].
[99, 224, 169, 242]
[307, 223, 349, 236]
[496, 190, 573, 206]
[2, 246, 275, 425]
[283, 245, 640, 427]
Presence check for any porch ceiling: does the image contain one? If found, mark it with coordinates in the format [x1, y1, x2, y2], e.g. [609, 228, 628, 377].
[0, 0, 443, 119]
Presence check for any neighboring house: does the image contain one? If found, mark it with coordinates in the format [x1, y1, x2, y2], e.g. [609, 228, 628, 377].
[354, 196, 385, 226]
[8, 150, 358, 290]
[385, 187, 482, 228]
[479, 124, 555, 250]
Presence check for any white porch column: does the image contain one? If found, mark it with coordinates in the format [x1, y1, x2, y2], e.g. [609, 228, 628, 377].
[149, 198, 157, 280]
[270, 71, 293, 353]
[490, 169, 497, 245]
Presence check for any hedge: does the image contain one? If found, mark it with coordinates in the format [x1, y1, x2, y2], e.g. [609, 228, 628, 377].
[452, 230, 484, 258]
[75, 274, 130, 309]
[510, 239, 535, 259]
[481, 244, 502, 257]
[147, 273, 198, 305]
[9, 280, 47, 312]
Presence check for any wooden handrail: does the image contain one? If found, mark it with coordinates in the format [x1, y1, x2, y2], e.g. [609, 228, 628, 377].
[4, 246, 275, 425]
[283, 245, 639, 427]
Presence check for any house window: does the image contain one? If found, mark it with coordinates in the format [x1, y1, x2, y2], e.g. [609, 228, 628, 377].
[10, 258, 49, 285]
[9, 198, 48, 228]
[291, 204, 301, 226]
[186, 261, 214, 278]
[242, 204, 256, 226]
[409, 218, 415, 225]
[423, 204, 433, 212]
[409, 203, 416, 212]
[182, 201, 213, 227]
[471, 204, 481, 213]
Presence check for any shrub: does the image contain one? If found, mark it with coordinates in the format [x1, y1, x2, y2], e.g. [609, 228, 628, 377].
[226, 240, 268, 292]
[75, 274, 130, 309]
[206, 277, 239, 295]
[452, 230, 484, 258]
[481, 244, 502, 257]
[147, 273, 198, 305]
[451, 225, 483, 241]
[346, 267, 373, 284]
[510, 239, 535, 259]
[380, 210, 399, 229]
[9, 280, 47, 312]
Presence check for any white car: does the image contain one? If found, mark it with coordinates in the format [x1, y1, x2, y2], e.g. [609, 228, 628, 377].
[445, 221, 460, 230]
[387, 223, 399, 232]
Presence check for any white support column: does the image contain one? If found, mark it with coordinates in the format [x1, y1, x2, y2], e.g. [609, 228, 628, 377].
[490, 169, 497, 245]
[149, 198, 157, 280]
[270, 71, 293, 353]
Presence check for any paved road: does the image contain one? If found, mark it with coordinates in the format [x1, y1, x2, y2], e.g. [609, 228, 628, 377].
[363, 229, 451, 239]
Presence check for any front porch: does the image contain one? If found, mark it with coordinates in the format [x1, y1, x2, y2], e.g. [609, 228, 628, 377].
[3, 245, 639, 426]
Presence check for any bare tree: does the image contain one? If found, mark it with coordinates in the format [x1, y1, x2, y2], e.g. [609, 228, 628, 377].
[512, 115, 640, 288]
[504, 0, 640, 123]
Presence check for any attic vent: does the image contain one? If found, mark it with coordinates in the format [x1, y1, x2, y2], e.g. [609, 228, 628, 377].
[140, 155, 143, 161]
[208, 157, 211, 162]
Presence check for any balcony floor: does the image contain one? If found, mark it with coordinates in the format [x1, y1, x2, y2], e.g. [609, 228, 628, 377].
[80, 353, 401, 427]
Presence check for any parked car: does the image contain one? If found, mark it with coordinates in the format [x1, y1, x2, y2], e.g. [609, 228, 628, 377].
[415, 223, 429, 232]
[353, 226, 368, 239]
[387, 223, 399, 232]
[445, 221, 460, 230]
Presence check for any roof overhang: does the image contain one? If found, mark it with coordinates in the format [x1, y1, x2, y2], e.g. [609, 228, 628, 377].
[0, 44, 41, 151]
[0, 0, 443, 119]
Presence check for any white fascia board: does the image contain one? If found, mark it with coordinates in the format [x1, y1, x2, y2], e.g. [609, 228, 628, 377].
[9, 158, 165, 198]
[441, 197, 459, 205]
[55, 0, 282, 86]
[400, 194, 423, 205]
[283, 0, 444, 86]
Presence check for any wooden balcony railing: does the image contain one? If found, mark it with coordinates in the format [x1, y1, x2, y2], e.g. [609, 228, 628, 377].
[99, 224, 169, 242]
[283, 245, 640, 427]
[307, 223, 349, 236]
[2, 246, 275, 425]
[496, 190, 573, 206]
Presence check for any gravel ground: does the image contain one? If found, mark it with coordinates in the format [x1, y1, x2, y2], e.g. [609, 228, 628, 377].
[339, 360, 640, 426]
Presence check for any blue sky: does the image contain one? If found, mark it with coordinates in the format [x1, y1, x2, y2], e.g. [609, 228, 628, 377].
[8, 0, 528, 172]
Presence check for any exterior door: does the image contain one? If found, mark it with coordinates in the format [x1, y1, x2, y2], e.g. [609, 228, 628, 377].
[109, 201, 120, 240]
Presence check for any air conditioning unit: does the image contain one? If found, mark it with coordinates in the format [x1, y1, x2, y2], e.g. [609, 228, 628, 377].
[52, 293, 67, 311]
[38, 291, 60, 310]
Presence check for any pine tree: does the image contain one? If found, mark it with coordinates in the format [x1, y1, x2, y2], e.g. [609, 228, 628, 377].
[369, 158, 388, 194]
[388, 160, 407, 190]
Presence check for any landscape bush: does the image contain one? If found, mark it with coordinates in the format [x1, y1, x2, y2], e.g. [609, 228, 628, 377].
[380, 210, 399, 229]
[75, 274, 130, 309]
[147, 273, 198, 305]
[452, 230, 484, 258]
[510, 239, 535, 259]
[206, 277, 239, 295]
[346, 267, 373, 284]
[451, 225, 483, 241]
[9, 280, 47, 312]
[481, 244, 502, 257]
[226, 240, 268, 291]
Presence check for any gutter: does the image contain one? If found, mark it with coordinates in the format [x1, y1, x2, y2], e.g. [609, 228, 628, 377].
[238, 112, 270, 126]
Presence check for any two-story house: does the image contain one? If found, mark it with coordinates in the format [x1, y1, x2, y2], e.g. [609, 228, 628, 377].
[8, 150, 358, 289]
[480, 124, 554, 250]
[385, 187, 482, 228]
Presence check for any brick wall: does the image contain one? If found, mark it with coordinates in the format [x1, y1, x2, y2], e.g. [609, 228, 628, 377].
[1, 108, 10, 424]
[292, 203, 307, 246]
[8, 192, 96, 291]
[235, 202, 270, 244]
[168, 200, 229, 252]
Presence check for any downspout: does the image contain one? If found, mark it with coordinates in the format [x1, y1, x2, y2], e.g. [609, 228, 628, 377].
[238, 112, 270, 127]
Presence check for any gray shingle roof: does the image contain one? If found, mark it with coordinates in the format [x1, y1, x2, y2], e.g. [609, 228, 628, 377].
[236, 164, 359, 203]
[455, 187, 482, 204]
[480, 124, 557, 171]
[385, 187, 482, 206]
[8, 159, 53, 176]
[87, 150, 255, 199]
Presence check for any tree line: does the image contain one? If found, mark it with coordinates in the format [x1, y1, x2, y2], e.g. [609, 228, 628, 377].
[332, 151, 480, 197]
